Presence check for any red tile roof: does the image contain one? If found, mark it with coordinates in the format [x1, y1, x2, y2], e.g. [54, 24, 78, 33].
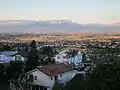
[37, 64, 73, 76]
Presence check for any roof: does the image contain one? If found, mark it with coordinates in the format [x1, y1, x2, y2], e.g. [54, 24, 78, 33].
[15, 51, 47, 59]
[27, 69, 38, 74]
[37, 64, 73, 76]
[0, 57, 13, 63]
[0, 51, 18, 56]
[0, 67, 5, 72]
[0, 52, 14, 62]
[14, 51, 29, 57]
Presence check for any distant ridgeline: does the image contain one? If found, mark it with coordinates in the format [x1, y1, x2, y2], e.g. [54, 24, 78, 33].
[0, 20, 120, 33]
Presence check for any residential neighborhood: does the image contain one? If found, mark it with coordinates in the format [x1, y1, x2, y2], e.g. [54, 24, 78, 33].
[0, 38, 120, 90]
[0, 39, 96, 90]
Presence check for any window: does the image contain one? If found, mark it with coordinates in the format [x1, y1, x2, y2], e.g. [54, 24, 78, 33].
[57, 56, 60, 59]
[15, 55, 22, 60]
[40, 87, 47, 90]
[51, 77, 53, 80]
[44, 88, 47, 90]
[35, 76, 37, 80]
[60, 74, 62, 77]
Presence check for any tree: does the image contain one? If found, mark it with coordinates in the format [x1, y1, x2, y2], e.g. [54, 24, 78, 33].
[26, 51, 39, 71]
[65, 74, 86, 90]
[52, 83, 64, 90]
[66, 59, 120, 90]
[5, 60, 26, 90]
[24, 45, 28, 52]
[0, 44, 11, 51]
[40, 46, 54, 56]
[6, 60, 24, 80]
[0, 64, 6, 83]
[30, 40, 37, 50]
[40, 46, 57, 64]
[82, 52, 87, 63]
[26, 40, 39, 71]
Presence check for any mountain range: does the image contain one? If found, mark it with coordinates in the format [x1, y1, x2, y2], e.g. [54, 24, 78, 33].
[0, 20, 120, 34]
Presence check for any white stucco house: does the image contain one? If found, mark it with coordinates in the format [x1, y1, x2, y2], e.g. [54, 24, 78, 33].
[54, 50, 83, 68]
[26, 64, 76, 90]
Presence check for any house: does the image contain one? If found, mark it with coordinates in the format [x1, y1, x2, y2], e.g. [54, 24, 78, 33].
[0, 51, 18, 63]
[26, 64, 76, 90]
[0, 51, 25, 68]
[54, 50, 83, 68]
[12, 51, 29, 62]
[13, 51, 48, 65]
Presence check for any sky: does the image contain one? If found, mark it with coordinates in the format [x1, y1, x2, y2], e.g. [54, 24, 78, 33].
[0, 0, 120, 24]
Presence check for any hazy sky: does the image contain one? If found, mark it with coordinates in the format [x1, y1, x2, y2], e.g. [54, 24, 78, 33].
[0, 0, 120, 24]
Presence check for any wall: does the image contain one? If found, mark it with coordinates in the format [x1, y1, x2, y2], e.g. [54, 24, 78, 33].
[13, 55, 24, 61]
[0, 54, 12, 63]
[55, 53, 82, 65]
[0, 54, 7, 61]
[30, 70, 55, 90]
[29, 69, 76, 90]
[54, 54, 64, 63]
[57, 70, 76, 84]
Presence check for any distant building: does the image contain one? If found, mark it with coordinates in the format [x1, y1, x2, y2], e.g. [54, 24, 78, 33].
[54, 50, 82, 68]
[0, 51, 25, 64]
[13, 51, 29, 62]
[13, 51, 48, 65]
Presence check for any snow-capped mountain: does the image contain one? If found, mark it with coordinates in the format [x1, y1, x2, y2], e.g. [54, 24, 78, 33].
[0, 20, 120, 33]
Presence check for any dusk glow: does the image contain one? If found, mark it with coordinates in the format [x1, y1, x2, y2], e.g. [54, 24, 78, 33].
[0, 0, 120, 24]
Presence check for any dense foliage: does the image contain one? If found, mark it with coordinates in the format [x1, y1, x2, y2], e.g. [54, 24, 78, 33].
[65, 59, 120, 90]
[6, 60, 24, 80]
